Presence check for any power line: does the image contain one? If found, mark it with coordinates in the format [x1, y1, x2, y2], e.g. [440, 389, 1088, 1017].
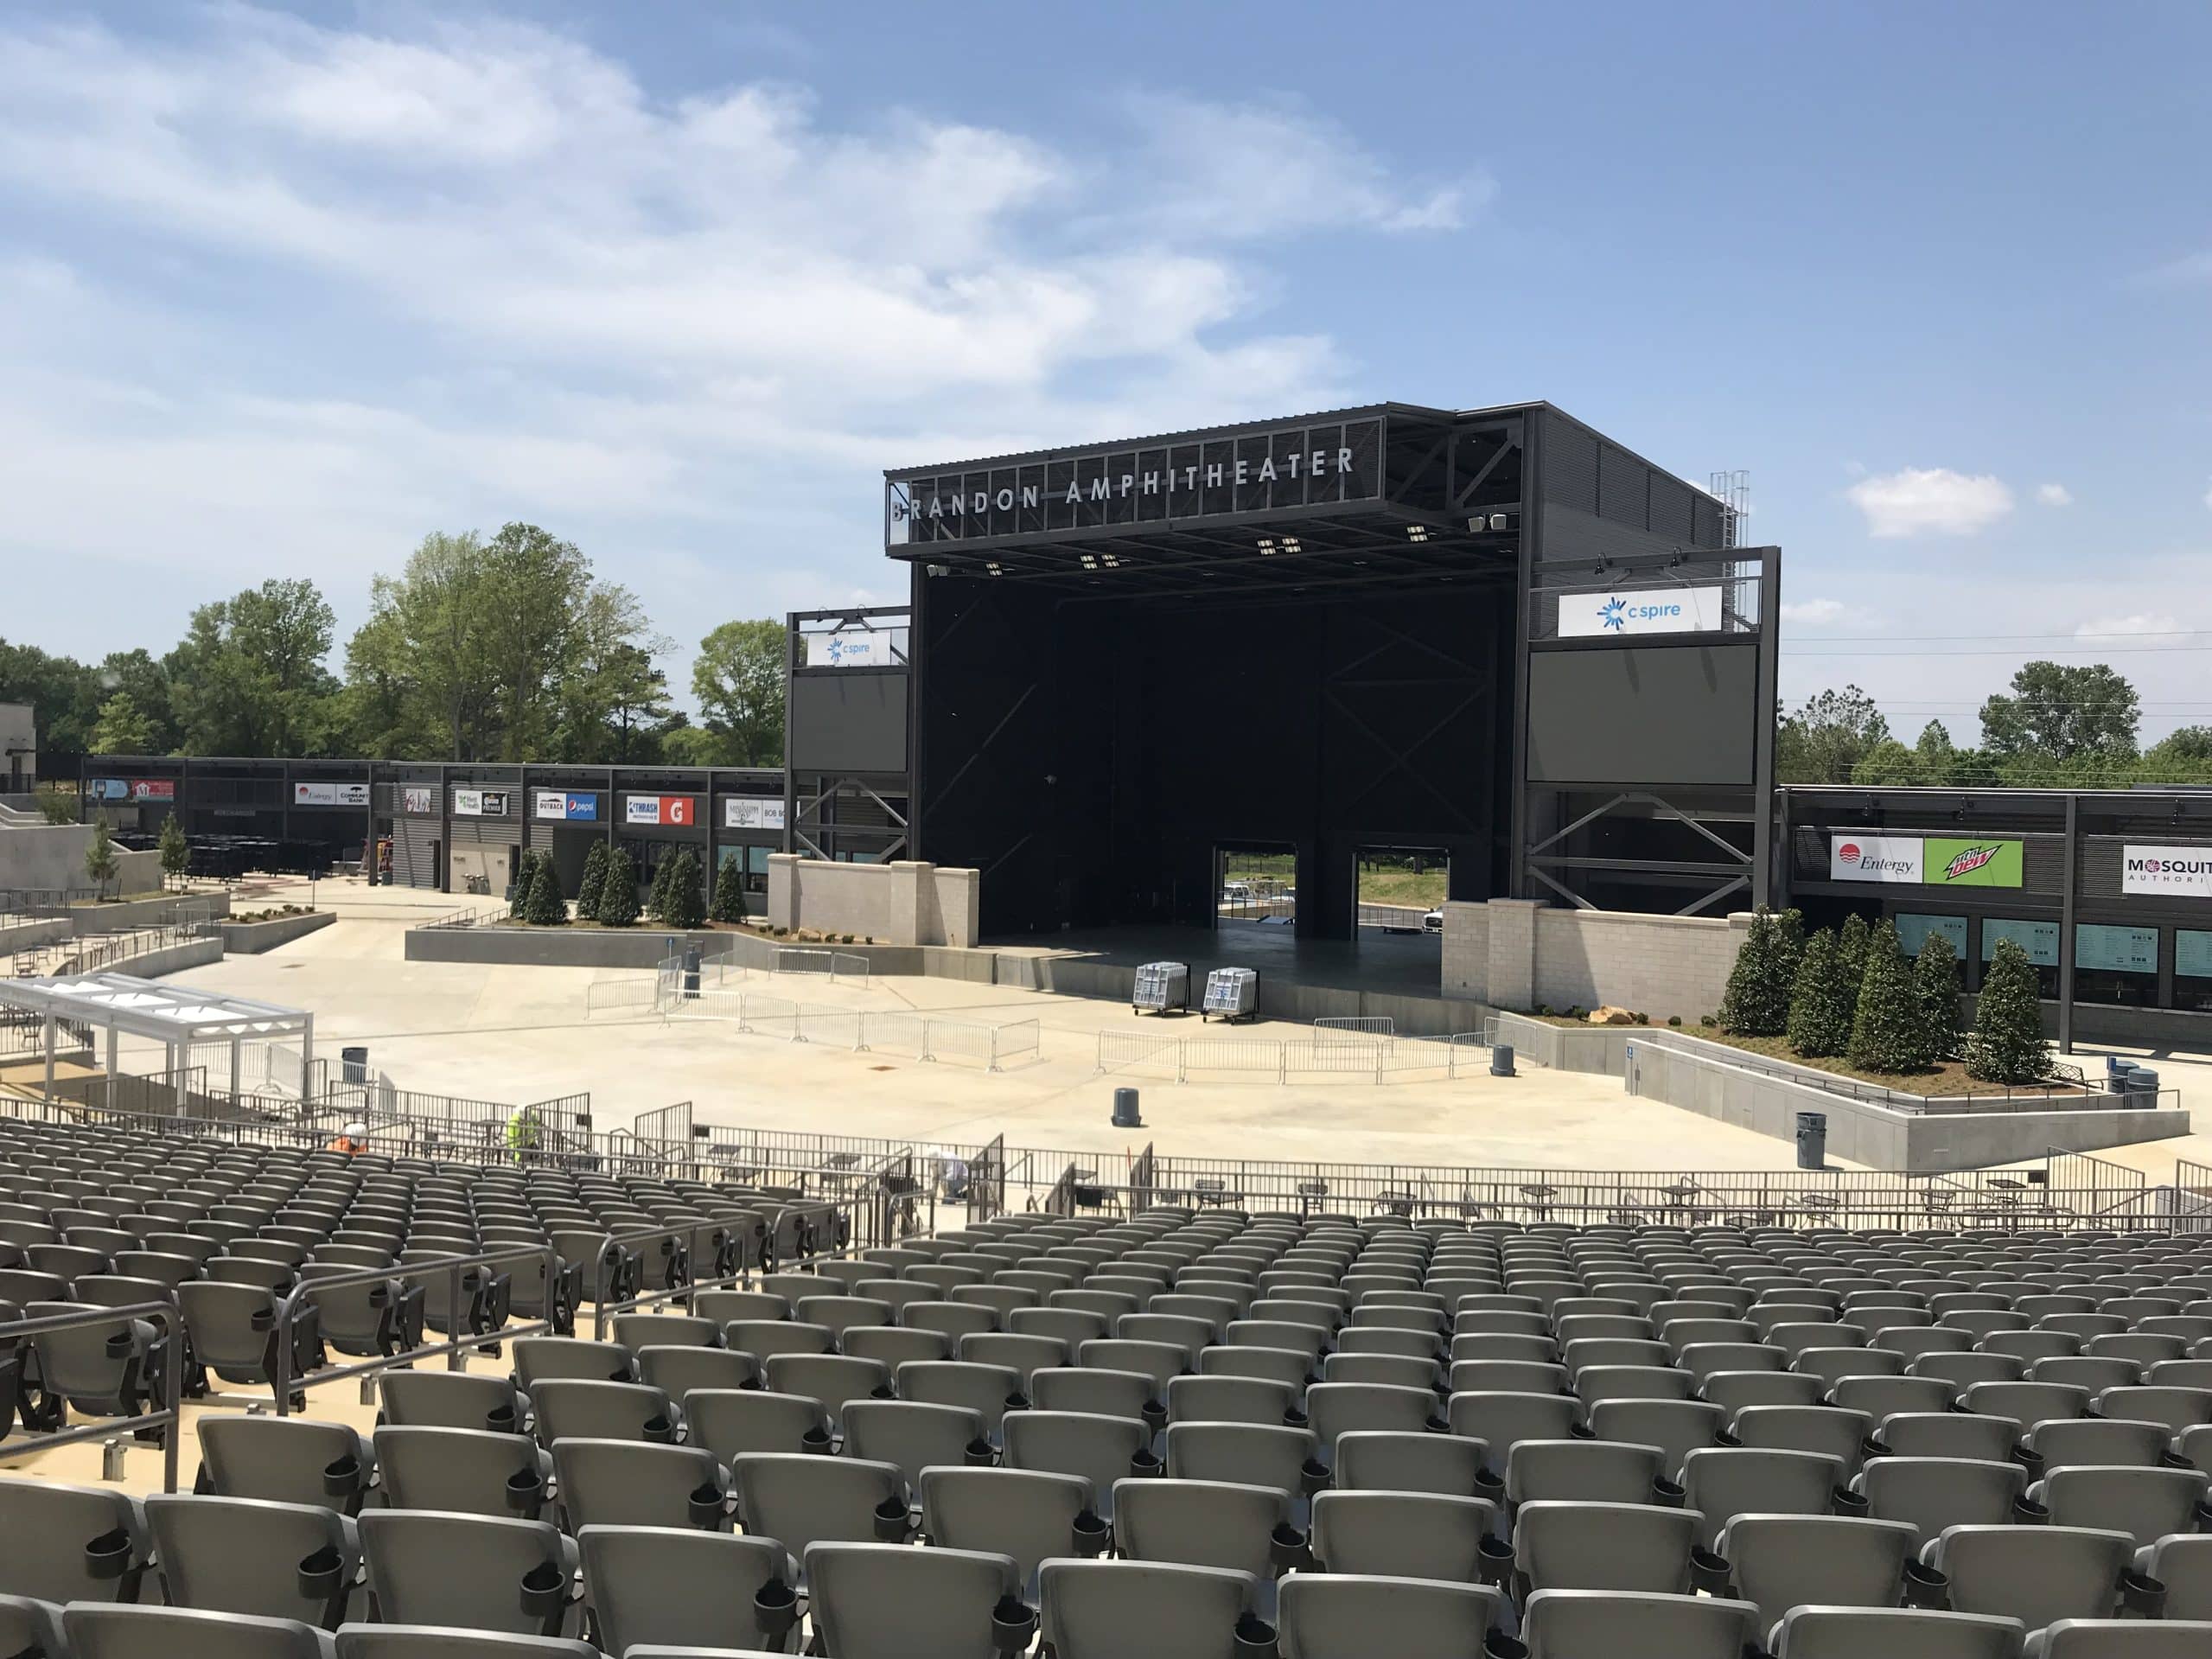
[1789, 645, 2212, 657]
[1789, 627, 2212, 642]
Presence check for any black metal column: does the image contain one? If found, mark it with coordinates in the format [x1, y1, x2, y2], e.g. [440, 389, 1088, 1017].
[2058, 793, 2078, 1055]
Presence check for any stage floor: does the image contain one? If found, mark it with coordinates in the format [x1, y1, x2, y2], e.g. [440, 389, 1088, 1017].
[986, 920, 1444, 1000]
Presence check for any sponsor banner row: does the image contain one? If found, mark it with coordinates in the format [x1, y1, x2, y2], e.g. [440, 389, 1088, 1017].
[1827, 833, 2024, 888]
[86, 778, 175, 801]
[533, 791, 600, 822]
[293, 781, 370, 807]
[398, 787, 781, 832]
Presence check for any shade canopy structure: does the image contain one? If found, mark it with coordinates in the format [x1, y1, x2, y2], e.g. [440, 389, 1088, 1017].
[0, 971, 313, 1109]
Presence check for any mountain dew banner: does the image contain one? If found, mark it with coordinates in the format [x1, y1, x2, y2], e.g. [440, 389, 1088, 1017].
[1924, 837, 2024, 889]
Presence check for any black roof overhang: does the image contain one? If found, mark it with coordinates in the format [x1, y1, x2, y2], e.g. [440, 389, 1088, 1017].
[886, 404, 1526, 600]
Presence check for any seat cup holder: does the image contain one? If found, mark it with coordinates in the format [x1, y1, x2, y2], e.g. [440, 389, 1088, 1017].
[2120, 1570, 2168, 1618]
[485, 1404, 518, 1433]
[322, 1456, 363, 1498]
[1425, 1415, 1450, 1434]
[1269, 1522, 1310, 1572]
[505, 1470, 545, 1517]
[1482, 1629, 1528, 1659]
[754, 1576, 800, 1640]
[1689, 1547, 1732, 1596]
[801, 1426, 833, 1454]
[1473, 1468, 1506, 1503]
[2010, 1496, 2049, 1526]
[519, 1560, 568, 1621]
[1130, 1448, 1163, 1477]
[872, 1496, 914, 1542]
[1141, 1399, 1167, 1428]
[1476, 1535, 1514, 1586]
[1567, 1420, 1597, 1440]
[1299, 1458, 1330, 1496]
[687, 1483, 727, 1529]
[2012, 1445, 2046, 1480]
[870, 1383, 898, 1401]
[991, 1595, 1038, 1655]
[1650, 1477, 1686, 1509]
[643, 1415, 677, 1445]
[1232, 1613, 1278, 1658]
[965, 1438, 998, 1467]
[296, 1545, 344, 1600]
[1901, 1560, 1950, 1611]
[1072, 1509, 1110, 1557]
[1282, 1407, 1309, 1429]
[83, 1528, 134, 1581]
[1831, 1486, 1870, 1517]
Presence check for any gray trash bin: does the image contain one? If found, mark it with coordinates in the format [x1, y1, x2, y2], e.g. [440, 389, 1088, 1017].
[1795, 1111, 1827, 1171]
[683, 942, 702, 1000]
[1112, 1088, 1143, 1129]
[1489, 1043, 1515, 1077]
[2128, 1066, 2159, 1107]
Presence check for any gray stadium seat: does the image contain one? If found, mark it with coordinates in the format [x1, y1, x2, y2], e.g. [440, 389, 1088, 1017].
[0, 1474, 150, 1604]
[1308, 1490, 1497, 1583]
[146, 1493, 360, 1626]
[335, 1628, 599, 1658]
[806, 1541, 1024, 1659]
[1769, 1605, 2025, 1659]
[1921, 1526, 2137, 1632]
[1037, 1558, 1258, 1659]
[550, 1437, 730, 1532]
[1276, 1573, 1505, 1659]
[575, 1525, 794, 1657]
[374, 1426, 551, 1520]
[1518, 1588, 1761, 1659]
[2022, 1619, 2212, 1657]
[63, 1604, 337, 1659]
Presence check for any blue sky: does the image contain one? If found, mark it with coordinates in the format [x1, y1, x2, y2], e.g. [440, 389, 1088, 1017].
[3, 2, 2209, 739]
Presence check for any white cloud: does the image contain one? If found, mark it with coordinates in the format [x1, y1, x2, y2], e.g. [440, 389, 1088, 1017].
[0, 9, 1481, 673]
[1845, 467, 2014, 538]
[2036, 482, 2073, 507]
[2075, 614, 2188, 646]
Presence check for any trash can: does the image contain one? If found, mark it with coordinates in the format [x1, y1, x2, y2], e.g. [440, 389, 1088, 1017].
[1795, 1111, 1827, 1171]
[2128, 1066, 2159, 1107]
[683, 942, 702, 1000]
[341, 1045, 369, 1086]
[1490, 1043, 1515, 1077]
[1112, 1088, 1143, 1129]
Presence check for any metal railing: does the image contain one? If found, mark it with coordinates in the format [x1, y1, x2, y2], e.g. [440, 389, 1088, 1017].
[420, 904, 502, 930]
[771, 948, 870, 986]
[0, 1300, 185, 1491]
[666, 987, 1038, 1071]
[8, 907, 217, 979]
[1097, 1025, 1495, 1084]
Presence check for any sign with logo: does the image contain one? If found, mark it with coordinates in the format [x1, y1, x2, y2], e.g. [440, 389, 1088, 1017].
[1924, 837, 2024, 889]
[1558, 584, 1727, 639]
[888, 416, 1386, 546]
[723, 796, 787, 831]
[1981, 917, 2059, 967]
[1829, 833, 1922, 884]
[2178, 930, 2212, 980]
[87, 778, 175, 802]
[2122, 845, 2212, 897]
[803, 629, 903, 669]
[2076, 923, 2158, 974]
[402, 787, 436, 814]
[533, 790, 600, 822]
[1896, 913, 1969, 957]
[625, 794, 696, 827]
[453, 788, 511, 818]
[293, 781, 369, 808]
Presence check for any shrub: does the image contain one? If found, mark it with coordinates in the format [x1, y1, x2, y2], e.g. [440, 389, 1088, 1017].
[1699, 1013, 1717, 1028]
[1667, 1015, 1682, 1028]
[1847, 919, 1924, 1073]
[1966, 938, 2050, 1084]
[1773, 907, 1807, 992]
[157, 814, 189, 887]
[661, 849, 707, 930]
[1785, 929, 1854, 1058]
[1720, 908, 1793, 1037]
[1632, 1011, 1648, 1025]
[576, 841, 609, 918]
[509, 850, 539, 919]
[522, 854, 567, 926]
[1912, 932, 1963, 1064]
[647, 854, 674, 921]
[709, 852, 748, 922]
[1837, 913, 1871, 1020]
[35, 783, 78, 825]
[595, 846, 641, 927]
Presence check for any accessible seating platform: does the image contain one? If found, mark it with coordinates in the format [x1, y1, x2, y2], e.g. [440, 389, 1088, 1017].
[6, 1109, 2212, 1656]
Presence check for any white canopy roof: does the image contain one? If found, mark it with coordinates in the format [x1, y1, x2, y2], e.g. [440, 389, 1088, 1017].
[0, 971, 310, 1043]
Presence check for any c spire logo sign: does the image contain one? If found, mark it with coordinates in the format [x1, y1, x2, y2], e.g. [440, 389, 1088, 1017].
[1558, 584, 1725, 638]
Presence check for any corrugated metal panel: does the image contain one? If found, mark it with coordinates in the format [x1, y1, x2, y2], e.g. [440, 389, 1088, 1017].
[1597, 443, 1648, 530]
[1648, 475, 1694, 541]
[1541, 410, 1598, 514]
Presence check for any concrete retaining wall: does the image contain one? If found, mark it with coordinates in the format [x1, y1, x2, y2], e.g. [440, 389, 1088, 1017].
[0, 826, 163, 897]
[119, 936, 225, 979]
[1492, 1013, 1635, 1077]
[765, 857, 980, 948]
[1622, 1035, 2189, 1173]
[70, 890, 232, 935]
[0, 919, 67, 955]
[1442, 900, 1749, 1023]
[220, 910, 335, 954]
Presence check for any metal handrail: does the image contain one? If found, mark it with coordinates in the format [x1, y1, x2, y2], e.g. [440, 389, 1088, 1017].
[585, 1195, 883, 1337]
[270, 1241, 561, 1417]
[0, 1299, 185, 1492]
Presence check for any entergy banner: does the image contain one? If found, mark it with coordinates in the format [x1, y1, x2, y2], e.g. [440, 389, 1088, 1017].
[1829, 833, 1922, 884]
[1557, 584, 1726, 639]
[293, 781, 369, 808]
[2123, 845, 2212, 897]
[625, 794, 696, 826]
[723, 797, 786, 831]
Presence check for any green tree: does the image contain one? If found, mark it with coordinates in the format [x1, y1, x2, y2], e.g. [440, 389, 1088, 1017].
[692, 619, 787, 765]
[1851, 737, 1925, 787]
[1719, 909, 1792, 1036]
[84, 813, 118, 898]
[1837, 912, 1871, 1020]
[1785, 929, 1854, 1058]
[1847, 919, 1925, 1073]
[647, 852, 675, 921]
[33, 783, 77, 824]
[0, 639, 105, 753]
[157, 813, 189, 888]
[2142, 725, 2212, 782]
[1912, 931, 1962, 1063]
[661, 849, 706, 929]
[1776, 686, 1890, 785]
[509, 849, 539, 918]
[594, 845, 641, 927]
[99, 650, 179, 752]
[576, 840, 610, 919]
[1979, 661, 2139, 766]
[522, 853, 567, 925]
[1966, 938, 2051, 1084]
[89, 691, 158, 755]
[710, 852, 748, 922]
[1773, 907, 1807, 990]
[167, 578, 340, 755]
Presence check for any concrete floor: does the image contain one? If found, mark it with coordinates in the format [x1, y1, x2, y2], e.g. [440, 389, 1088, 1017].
[69, 873, 2208, 1186]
